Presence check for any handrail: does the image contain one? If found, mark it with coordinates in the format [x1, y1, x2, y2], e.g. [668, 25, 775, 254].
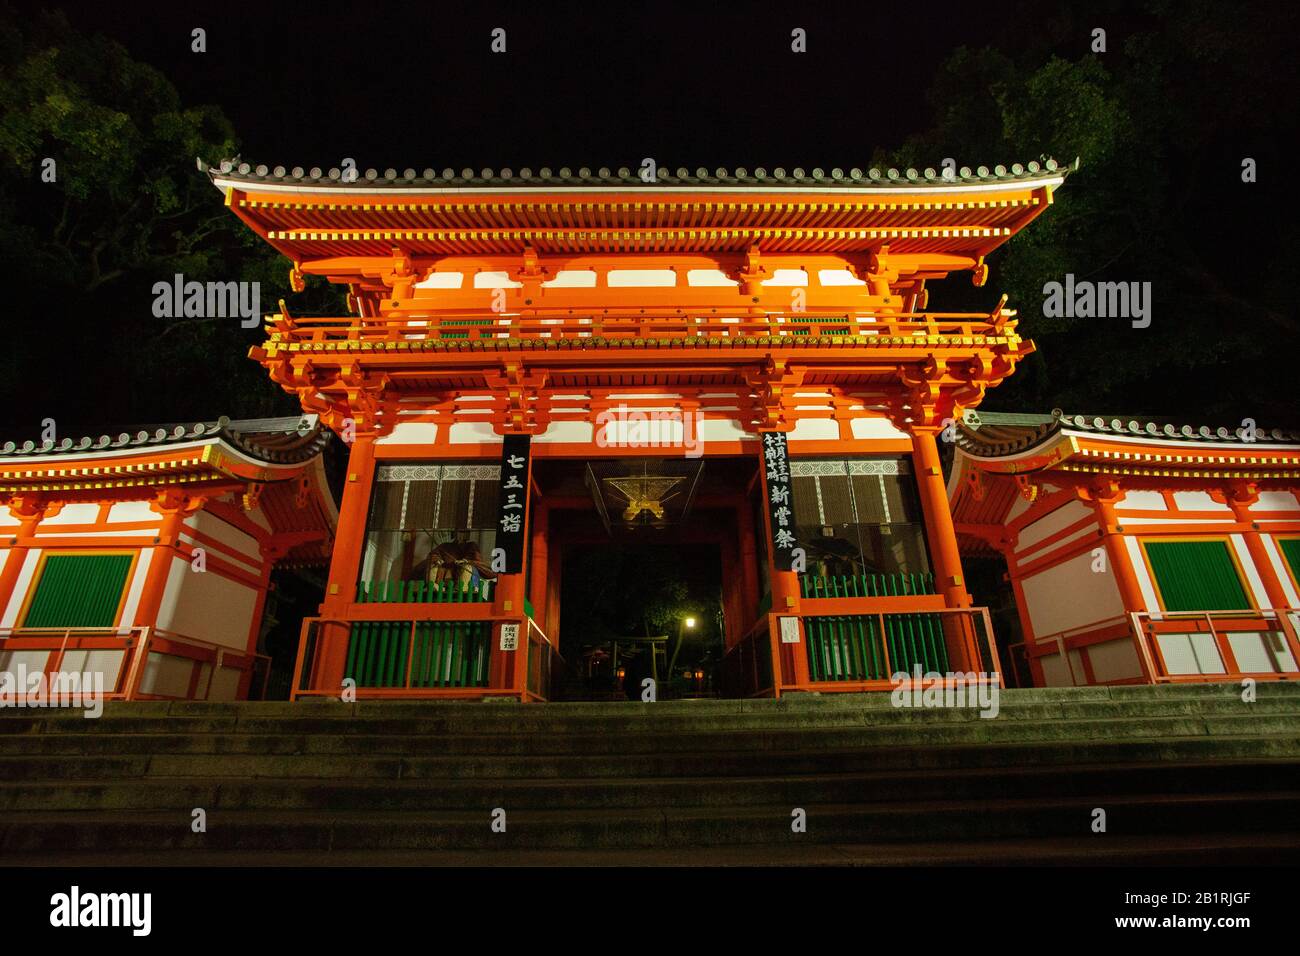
[794, 604, 1001, 687]
[0, 626, 265, 701]
[293, 614, 522, 700]
[1128, 608, 1300, 682]
[267, 309, 1018, 345]
[1017, 615, 1131, 686]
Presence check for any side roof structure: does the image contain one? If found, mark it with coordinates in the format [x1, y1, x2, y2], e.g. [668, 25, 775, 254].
[948, 409, 1300, 555]
[0, 415, 338, 566]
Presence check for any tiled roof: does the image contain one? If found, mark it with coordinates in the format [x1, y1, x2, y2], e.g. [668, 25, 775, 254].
[202, 157, 1075, 190]
[0, 415, 329, 465]
[959, 409, 1300, 457]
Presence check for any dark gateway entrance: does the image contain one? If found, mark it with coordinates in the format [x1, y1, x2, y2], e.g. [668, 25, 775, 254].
[530, 456, 756, 701]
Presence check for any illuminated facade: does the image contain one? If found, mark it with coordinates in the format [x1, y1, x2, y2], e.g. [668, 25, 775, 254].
[208, 158, 1071, 700]
[0, 417, 336, 699]
[951, 410, 1300, 686]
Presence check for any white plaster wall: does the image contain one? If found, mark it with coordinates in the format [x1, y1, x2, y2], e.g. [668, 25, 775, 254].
[850, 417, 910, 440]
[1086, 638, 1144, 683]
[1254, 492, 1300, 512]
[698, 419, 754, 442]
[38, 504, 101, 526]
[187, 512, 260, 572]
[1227, 631, 1298, 673]
[1262, 536, 1300, 605]
[155, 556, 258, 651]
[1, 550, 42, 627]
[1020, 550, 1126, 639]
[786, 419, 839, 441]
[1173, 491, 1231, 512]
[1124, 536, 1161, 613]
[377, 421, 439, 445]
[56, 649, 128, 688]
[534, 421, 595, 444]
[117, 549, 151, 629]
[207, 667, 244, 701]
[137, 652, 197, 697]
[1229, 534, 1270, 607]
[107, 501, 160, 523]
[1116, 491, 1166, 511]
[1038, 649, 1085, 687]
[449, 422, 503, 445]
[1155, 632, 1226, 675]
[1017, 500, 1093, 552]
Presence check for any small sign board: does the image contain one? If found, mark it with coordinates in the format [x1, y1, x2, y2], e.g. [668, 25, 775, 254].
[494, 434, 532, 574]
[499, 623, 520, 652]
[779, 616, 801, 644]
[760, 432, 799, 571]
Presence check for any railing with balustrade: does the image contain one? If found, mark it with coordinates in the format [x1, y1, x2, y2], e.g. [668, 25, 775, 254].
[797, 605, 997, 690]
[0, 626, 269, 701]
[1130, 609, 1300, 682]
[1008, 609, 1300, 686]
[264, 308, 1018, 347]
[292, 612, 547, 700]
[723, 603, 999, 698]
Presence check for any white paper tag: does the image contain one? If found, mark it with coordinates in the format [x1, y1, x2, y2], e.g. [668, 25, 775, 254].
[779, 616, 801, 644]
[499, 623, 520, 651]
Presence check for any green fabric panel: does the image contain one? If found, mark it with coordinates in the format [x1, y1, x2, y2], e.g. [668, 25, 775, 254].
[1145, 540, 1252, 612]
[23, 554, 133, 627]
[1280, 539, 1300, 584]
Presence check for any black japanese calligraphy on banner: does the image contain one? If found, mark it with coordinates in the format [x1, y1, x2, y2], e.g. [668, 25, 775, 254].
[760, 432, 799, 571]
[493, 434, 531, 574]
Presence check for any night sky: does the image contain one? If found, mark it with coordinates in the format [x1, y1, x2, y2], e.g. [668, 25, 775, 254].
[5, 0, 1297, 434]
[38, 0, 1021, 168]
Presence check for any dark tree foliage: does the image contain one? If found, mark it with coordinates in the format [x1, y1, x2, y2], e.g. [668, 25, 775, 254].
[0, 8, 344, 437]
[558, 543, 720, 660]
[2, 1, 1294, 440]
[884, 0, 1298, 423]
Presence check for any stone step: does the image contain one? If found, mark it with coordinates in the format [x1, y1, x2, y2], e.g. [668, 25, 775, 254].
[3, 791, 1295, 853]
[3, 734, 1298, 782]
[9, 833, 1300, 867]
[5, 713, 1300, 765]
[3, 681, 1294, 726]
[2, 759, 1295, 812]
[5, 687, 1293, 735]
[10, 696, 1300, 737]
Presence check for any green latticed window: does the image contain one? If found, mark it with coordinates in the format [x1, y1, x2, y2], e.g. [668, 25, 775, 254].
[22, 553, 134, 627]
[1279, 538, 1300, 588]
[1144, 540, 1252, 612]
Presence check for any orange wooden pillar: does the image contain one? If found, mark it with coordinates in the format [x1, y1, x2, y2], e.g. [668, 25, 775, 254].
[1076, 479, 1155, 684]
[911, 430, 984, 673]
[911, 431, 970, 608]
[0, 496, 50, 617]
[135, 490, 206, 626]
[1077, 480, 1148, 613]
[315, 433, 377, 693]
[1223, 483, 1292, 610]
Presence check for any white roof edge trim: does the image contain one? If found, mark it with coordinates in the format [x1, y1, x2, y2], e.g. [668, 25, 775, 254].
[210, 176, 1066, 198]
[1057, 428, 1299, 452]
[0, 437, 312, 472]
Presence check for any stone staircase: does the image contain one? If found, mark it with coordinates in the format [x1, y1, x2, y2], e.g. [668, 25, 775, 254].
[3, 683, 1300, 865]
